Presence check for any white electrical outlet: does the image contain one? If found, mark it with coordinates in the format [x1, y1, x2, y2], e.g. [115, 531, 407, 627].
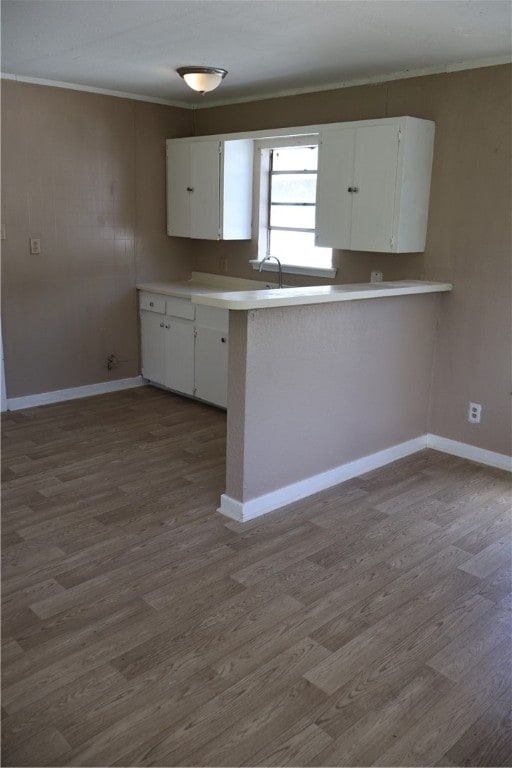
[468, 402, 482, 424]
[370, 270, 383, 283]
[30, 238, 41, 255]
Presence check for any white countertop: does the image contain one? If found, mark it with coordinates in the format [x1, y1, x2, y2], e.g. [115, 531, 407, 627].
[137, 271, 278, 299]
[137, 274, 452, 310]
[191, 280, 453, 310]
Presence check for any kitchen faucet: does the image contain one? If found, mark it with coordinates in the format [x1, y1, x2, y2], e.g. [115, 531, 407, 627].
[258, 256, 283, 288]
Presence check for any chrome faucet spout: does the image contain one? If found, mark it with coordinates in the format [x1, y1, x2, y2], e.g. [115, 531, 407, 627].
[258, 256, 283, 288]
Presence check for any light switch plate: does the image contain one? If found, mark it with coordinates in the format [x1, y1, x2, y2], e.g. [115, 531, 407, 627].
[30, 238, 41, 254]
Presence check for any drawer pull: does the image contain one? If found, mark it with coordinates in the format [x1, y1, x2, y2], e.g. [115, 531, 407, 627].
[165, 324, 170, 329]
[149, 301, 154, 307]
[221, 337, 226, 343]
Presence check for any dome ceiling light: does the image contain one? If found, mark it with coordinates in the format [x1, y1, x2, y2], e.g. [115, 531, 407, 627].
[177, 66, 228, 94]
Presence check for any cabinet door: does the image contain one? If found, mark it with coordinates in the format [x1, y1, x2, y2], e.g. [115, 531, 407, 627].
[167, 142, 191, 237]
[164, 319, 195, 396]
[140, 311, 165, 385]
[189, 141, 221, 240]
[194, 327, 228, 408]
[315, 127, 355, 249]
[350, 124, 399, 252]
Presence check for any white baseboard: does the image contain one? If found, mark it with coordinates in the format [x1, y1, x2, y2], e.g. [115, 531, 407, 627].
[219, 435, 427, 522]
[6, 376, 145, 411]
[427, 434, 512, 472]
[219, 432, 512, 522]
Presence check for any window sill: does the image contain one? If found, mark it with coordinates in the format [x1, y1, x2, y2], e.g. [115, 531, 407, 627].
[249, 260, 337, 280]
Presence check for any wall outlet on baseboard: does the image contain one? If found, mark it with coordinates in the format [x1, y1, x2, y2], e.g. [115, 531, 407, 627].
[468, 402, 482, 424]
[370, 270, 383, 283]
[220, 257, 228, 273]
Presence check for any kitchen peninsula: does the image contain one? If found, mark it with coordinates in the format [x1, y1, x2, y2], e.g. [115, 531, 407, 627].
[138, 275, 452, 521]
[192, 279, 452, 521]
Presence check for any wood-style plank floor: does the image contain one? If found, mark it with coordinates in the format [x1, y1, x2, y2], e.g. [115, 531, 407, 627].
[2, 386, 511, 767]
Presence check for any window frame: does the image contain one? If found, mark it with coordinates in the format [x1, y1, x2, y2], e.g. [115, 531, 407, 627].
[250, 136, 337, 279]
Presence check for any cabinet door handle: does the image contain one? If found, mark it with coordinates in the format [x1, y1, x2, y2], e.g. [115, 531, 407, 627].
[160, 322, 164, 328]
[186, 187, 194, 192]
[348, 186, 360, 193]
[149, 301, 154, 307]
[165, 324, 170, 329]
[221, 337, 226, 343]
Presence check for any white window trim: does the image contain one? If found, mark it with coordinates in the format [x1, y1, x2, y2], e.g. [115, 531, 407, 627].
[251, 135, 337, 279]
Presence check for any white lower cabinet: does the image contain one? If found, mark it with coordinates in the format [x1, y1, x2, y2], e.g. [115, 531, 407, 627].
[194, 305, 229, 409]
[140, 309, 166, 385]
[165, 319, 195, 396]
[139, 292, 228, 408]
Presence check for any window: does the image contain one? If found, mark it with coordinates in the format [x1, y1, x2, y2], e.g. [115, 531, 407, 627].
[253, 138, 335, 278]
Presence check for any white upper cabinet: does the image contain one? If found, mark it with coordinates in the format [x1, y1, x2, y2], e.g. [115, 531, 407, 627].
[166, 138, 253, 240]
[316, 117, 435, 253]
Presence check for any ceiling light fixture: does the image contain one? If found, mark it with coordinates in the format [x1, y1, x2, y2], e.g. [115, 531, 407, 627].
[177, 66, 228, 95]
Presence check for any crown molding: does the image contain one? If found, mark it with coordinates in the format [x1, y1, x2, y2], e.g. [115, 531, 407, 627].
[0, 73, 191, 108]
[2, 55, 510, 111]
[194, 55, 512, 109]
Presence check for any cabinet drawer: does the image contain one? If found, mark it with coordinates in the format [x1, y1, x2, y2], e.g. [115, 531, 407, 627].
[140, 293, 166, 314]
[196, 305, 229, 332]
[166, 297, 195, 320]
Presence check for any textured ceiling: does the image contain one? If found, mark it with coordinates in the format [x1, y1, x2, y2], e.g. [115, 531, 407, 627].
[2, 0, 511, 106]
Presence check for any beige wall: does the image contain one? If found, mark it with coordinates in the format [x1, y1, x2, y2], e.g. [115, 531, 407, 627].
[195, 65, 512, 457]
[2, 66, 510, 459]
[227, 295, 440, 502]
[1, 81, 193, 398]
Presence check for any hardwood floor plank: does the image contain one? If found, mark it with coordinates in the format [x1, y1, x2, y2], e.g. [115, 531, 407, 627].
[231, 527, 333, 585]
[304, 580, 491, 697]
[458, 535, 511, 578]
[1, 638, 24, 664]
[60, 668, 221, 753]
[426, 605, 510, 682]
[245, 721, 332, 767]
[445, 693, 512, 767]
[1, 664, 126, 748]
[109, 636, 330, 767]
[182, 678, 328, 767]
[1, 724, 71, 767]
[5, 598, 155, 685]
[209, 580, 373, 686]
[310, 591, 494, 740]
[310, 666, 452, 766]
[2, 601, 184, 713]
[309, 517, 439, 572]
[453, 507, 511, 554]
[374, 638, 512, 766]
[111, 591, 303, 683]
[2, 544, 67, 579]
[2, 578, 66, 619]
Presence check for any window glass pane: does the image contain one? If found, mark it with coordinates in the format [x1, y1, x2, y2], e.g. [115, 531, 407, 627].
[272, 146, 318, 171]
[271, 174, 316, 204]
[269, 230, 332, 269]
[261, 142, 332, 272]
[270, 204, 315, 229]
